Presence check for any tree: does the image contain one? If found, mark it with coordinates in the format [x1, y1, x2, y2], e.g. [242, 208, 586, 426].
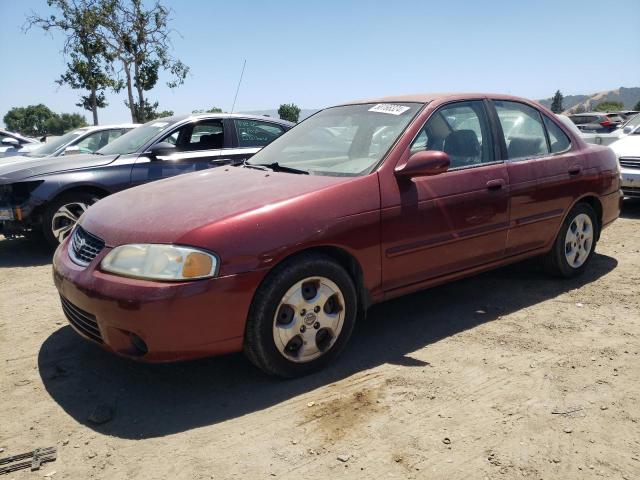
[593, 101, 624, 112]
[98, 0, 189, 123]
[550, 90, 564, 113]
[3, 105, 58, 136]
[278, 103, 301, 123]
[45, 113, 87, 135]
[26, 0, 117, 125]
[192, 107, 223, 114]
[573, 104, 587, 114]
[634, 100, 640, 111]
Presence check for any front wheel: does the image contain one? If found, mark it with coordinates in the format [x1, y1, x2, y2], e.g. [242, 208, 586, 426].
[543, 203, 598, 278]
[244, 254, 358, 378]
[42, 192, 101, 247]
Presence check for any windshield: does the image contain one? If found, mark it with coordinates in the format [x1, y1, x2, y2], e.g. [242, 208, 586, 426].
[27, 130, 85, 157]
[246, 103, 422, 176]
[624, 113, 640, 129]
[97, 120, 173, 155]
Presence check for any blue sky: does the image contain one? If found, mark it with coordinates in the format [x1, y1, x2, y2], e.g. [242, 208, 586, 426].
[1, 0, 639, 125]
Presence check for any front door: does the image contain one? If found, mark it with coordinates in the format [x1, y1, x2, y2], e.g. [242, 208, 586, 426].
[130, 118, 228, 185]
[381, 100, 509, 292]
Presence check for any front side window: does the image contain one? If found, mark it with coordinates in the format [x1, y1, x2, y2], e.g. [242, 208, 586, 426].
[98, 120, 173, 155]
[26, 129, 86, 157]
[246, 103, 421, 176]
[75, 130, 109, 153]
[543, 116, 571, 153]
[234, 119, 284, 147]
[494, 100, 549, 160]
[410, 101, 494, 168]
[159, 120, 224, 151]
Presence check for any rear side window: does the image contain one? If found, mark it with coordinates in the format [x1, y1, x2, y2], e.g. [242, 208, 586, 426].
[494, 101, 549, 160]
[234, 119, 285, 147]
[543, 116, 571, 153]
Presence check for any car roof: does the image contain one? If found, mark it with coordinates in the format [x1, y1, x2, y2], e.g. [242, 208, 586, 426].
[155, 113, 296, 127]
[78, 123, 142, 131]
[338, 92, 542, 106]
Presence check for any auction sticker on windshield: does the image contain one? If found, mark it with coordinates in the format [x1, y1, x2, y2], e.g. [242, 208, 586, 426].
[368, 104, 411, 115]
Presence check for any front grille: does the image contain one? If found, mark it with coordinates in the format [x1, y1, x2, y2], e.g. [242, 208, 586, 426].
[619, 157, 640, 169]
[60, 295, 103, 343]
[68, 226, 105, 266]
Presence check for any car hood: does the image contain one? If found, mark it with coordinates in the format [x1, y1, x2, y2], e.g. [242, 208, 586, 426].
[0, 153, 118, 183]
[610, 136, 640, 157]
[81, 166, 354, 246]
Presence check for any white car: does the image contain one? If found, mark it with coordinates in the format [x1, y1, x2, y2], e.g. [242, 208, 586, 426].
[556, 114, 600, 144]
[609, 127, 640, 198]
[0, 129, 42, 157]
[6, 124, 140, 160]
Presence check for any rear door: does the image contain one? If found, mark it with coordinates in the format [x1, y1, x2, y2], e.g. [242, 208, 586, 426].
[490, 100, 577, 255]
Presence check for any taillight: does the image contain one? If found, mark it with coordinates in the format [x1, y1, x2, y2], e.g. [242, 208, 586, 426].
[600, 120, 612, 126]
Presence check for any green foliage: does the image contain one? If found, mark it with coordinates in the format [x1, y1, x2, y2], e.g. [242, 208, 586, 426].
[573, 104, 587, 114]
[634, 100, 640, 111]
[126, 99, 172, 121]
[26, 0, 118, 125]
[278, 103, 301, 123]
[4, 105, 57, 136]
[3, 105, 86, 136]
[550, 90, 564, 113]
[45, 113, 88, 135]
[192, 107, 224, 114]
[100, 0, 189, 122]
[593, 101, 624, 112]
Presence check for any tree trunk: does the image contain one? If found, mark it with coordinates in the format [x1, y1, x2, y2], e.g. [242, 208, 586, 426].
[124, 63, 136, 123]
[90, 87, 98, 125]
[134, 60, 145, 123]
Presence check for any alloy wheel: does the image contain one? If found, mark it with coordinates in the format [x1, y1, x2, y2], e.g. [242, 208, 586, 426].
[51, 202, 90, 243]
[564, 213, 594, 268]
[272, 276, 345, 363]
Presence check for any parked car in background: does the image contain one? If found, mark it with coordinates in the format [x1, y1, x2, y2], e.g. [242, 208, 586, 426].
[566, 112, 640, 147]
[0, 114, 293, 246]
[0, 129, 41, 158]
[615, 110, 639, 121]
[609, 125, 640, 198]
[569, 112, 624, 133]
[12, 124, 140, 159]
[52, 93, 620, 377]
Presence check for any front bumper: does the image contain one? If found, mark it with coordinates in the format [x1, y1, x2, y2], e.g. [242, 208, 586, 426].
[52, 237, 267, 362]
[620, 167, 640, 197]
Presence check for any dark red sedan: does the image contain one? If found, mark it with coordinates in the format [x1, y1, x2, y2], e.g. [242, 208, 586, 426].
[52, 93, 621, 377]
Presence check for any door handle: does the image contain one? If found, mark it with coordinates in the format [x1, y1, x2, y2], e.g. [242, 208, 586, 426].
[568, 165, 583, 176]
[486, 179, 505, 191]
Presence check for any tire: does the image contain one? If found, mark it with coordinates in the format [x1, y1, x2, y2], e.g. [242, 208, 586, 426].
[42, 192, 101, 248]
[244, 253, 358, 378]
[543, 202, 598, 278]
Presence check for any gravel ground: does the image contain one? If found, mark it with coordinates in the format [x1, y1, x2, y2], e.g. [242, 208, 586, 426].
[1, 201, 639, 480]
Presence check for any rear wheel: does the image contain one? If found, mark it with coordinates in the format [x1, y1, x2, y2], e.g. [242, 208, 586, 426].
[543, 203, 597, 278]
[42, 192, 101, 247]
[244, 254, 357, 377]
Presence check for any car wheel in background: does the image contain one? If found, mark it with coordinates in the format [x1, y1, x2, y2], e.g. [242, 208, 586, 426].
[42, 192, 101, 247]
[244, 253, 358, 378]
[543, 203, 598, 278]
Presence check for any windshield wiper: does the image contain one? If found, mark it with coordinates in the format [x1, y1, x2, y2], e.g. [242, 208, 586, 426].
[251, 162, 309, 175]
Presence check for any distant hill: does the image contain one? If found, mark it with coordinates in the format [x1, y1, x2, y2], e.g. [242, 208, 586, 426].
[240, 109, 319, 122]
[539, 87, 640, 114]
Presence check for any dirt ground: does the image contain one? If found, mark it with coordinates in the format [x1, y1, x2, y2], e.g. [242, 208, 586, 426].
[1, 201, 639, 480]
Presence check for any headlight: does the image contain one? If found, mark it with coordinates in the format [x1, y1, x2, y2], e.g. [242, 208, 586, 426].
[101, 244, 218, 281]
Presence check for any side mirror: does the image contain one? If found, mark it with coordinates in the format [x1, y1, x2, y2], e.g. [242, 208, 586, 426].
[395, 150, 450, 178]
[63, 145, 81, 155]
[147, 142, 177, 160]
[1, 137, 19, 147]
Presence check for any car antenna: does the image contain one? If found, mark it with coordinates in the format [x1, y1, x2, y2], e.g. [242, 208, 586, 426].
[230, 59, 246, 114]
